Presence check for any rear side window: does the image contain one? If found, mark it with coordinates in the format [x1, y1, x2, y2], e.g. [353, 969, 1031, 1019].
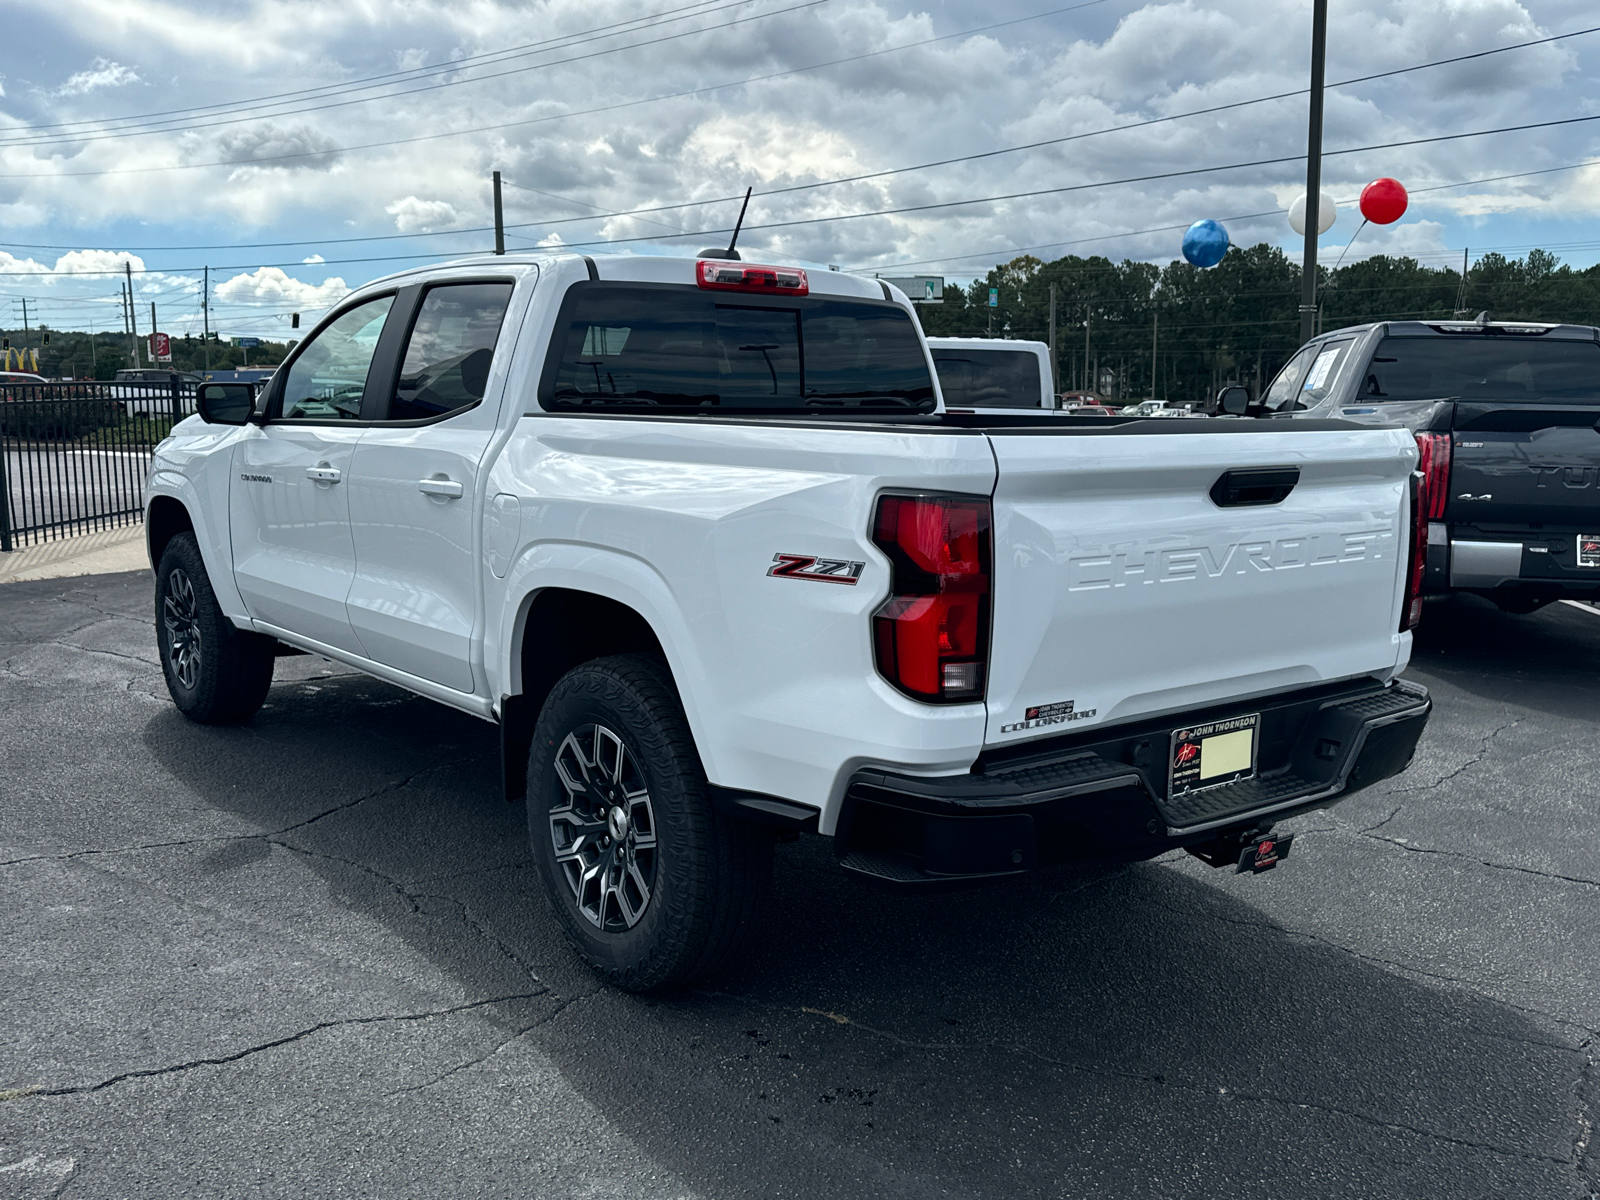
[1363, 336, 1600, 403]
[389, 282, 514, 421]
[931, 349, 1042, 408]
[540, 283, 935, 413]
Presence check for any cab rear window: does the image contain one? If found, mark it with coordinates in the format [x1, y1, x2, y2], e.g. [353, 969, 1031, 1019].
[931, 349, 1042, 408]
[1363, 337, 1600, 404]
[539, 283, 935, 413]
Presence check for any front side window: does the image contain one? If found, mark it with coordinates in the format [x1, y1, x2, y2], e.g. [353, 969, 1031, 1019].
[1260, 345, 1317, 411]
[543, 284, 935, 412]
[931, 349, 1043, 408]
[278, 295, 394, 420]
[1295, 339, 1356, 406]
[1363, 336, 1600, 403]
[389, 282, 515, 421]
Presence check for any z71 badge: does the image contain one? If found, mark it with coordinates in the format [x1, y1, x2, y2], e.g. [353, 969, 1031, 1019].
[767, 554, 865, 585]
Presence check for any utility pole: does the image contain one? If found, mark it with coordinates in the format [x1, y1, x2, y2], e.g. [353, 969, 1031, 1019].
[150, 302, 157, 365]
[493, 170, 505, 255]
[20, 297, 29, 341]
[1083, 314, 1091, 396]
[1048, 283, 1058, 397]
[1454, 247, 1470, 317]
[202, 266, 211, 370]
[1298, 0, 1329, 344]
[1150, 310, 1158, 401]
[125, 262, 141, 367]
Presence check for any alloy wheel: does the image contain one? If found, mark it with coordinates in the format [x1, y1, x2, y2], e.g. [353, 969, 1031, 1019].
[162, 567, 202, 690]
[549, 723, 658, 931]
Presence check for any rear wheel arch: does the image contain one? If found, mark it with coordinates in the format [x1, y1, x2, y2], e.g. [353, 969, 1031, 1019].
[501, 587, 670, 802]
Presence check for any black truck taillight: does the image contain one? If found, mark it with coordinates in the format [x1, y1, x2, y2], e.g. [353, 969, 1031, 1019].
[871, 493, 992, 702]
[1415, 432, 1451, 520]
[1401, 432, 1451, 631]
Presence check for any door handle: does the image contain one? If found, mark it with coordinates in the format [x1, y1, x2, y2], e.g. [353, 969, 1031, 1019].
[305, 465, 341, 483]
[418, 478, 464, 499]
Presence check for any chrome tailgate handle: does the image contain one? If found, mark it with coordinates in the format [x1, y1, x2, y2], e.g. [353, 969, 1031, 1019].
[418, 478, 464, 499]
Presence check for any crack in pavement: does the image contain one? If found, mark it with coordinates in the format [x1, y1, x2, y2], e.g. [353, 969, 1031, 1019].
[382, 1027, 536, 1098]
[25, 993, 550, 1098]
[1379, 718, 1521, 803]
[0, 757, 477, 870]
[381, 988, 605, 1099]
[775, 1004, 1577, 1167]
[1150, 895, 1600, 1044]
[1359, 833, 1600, 891]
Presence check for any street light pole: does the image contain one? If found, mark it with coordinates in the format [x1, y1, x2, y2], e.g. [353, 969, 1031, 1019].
[1298, 0, 1328, 345]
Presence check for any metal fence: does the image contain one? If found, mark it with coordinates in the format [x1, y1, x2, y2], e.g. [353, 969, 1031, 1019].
[0, 380, 197, 552]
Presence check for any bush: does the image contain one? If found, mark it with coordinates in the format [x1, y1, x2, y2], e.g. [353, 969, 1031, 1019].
[0, 396, 119, 439]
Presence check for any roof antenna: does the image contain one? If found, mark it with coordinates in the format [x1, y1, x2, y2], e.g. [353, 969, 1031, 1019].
[700, 187, 751, 261]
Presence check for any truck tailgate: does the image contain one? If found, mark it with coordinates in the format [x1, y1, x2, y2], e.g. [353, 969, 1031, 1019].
[1447, 403, 1600, 526]
[984, 424, 1416, 747]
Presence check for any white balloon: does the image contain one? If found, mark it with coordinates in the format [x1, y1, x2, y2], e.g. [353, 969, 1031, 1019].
[1288, 191, 1337, 235]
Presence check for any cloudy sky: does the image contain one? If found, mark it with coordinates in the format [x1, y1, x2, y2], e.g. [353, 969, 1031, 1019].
[2, 0, 1597, 338]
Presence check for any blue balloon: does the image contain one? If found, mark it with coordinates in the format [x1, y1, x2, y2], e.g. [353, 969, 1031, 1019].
[1182, 219, 1230, 268]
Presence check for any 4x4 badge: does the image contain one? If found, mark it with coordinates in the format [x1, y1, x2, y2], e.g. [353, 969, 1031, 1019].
[767, 554, 864, 585]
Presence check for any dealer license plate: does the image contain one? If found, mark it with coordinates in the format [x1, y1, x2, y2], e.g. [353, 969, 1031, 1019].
[1169, 713, 1260, 798]
[1578, 535, 1600, 568]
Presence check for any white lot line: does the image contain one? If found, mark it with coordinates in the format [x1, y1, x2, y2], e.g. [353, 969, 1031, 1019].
[1558, 599, 1600, 616]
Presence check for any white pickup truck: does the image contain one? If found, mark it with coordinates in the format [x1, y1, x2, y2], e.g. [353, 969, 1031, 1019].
[145, 253, 1432, 991]
[926, 337, 1057, 412]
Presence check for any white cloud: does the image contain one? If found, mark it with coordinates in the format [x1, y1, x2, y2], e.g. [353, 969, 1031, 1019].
[58, 58, 139, 96]
[385, 196, 460, 233]
[214, 267, 350, 313]
[302, 254, 325, 263]
[5, 0, 1597, 327]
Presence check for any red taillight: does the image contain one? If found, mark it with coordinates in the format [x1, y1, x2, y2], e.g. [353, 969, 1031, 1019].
[1415, 432, 1451, 520]
[1400, 431, 1448, 631]
[696, 260, 808, 295]
[871, 493, 991, 702]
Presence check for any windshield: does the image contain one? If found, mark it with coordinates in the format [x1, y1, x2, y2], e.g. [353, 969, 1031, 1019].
[931, 348, 1042, 408]
[1362, 336, 1600, 403]
[542, 283, 935, 413]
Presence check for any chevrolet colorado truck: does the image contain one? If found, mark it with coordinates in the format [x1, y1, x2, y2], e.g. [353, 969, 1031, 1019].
[1236, 317, 1600, 613]
[145, 253, 1432, 990]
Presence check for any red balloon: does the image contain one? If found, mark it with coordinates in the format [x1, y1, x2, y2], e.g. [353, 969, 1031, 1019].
[1360, 177, 1408, 225]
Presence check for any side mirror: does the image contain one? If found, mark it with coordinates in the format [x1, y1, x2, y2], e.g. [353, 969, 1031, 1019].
[1217, 385, 1251, 416]
[196, 383, 255, 425]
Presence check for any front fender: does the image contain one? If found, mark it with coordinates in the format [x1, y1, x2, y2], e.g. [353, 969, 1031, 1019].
[145, 434, 247, 623]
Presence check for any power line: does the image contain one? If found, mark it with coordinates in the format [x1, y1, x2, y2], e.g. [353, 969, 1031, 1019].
[0, 0, 835, 152]
[2, 144, 1596, 285]
[0, 0, 1109, 181]
[12, 0, 737, 136]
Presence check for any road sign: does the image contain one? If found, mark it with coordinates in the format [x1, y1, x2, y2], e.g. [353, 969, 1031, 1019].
[879, 275, 944, 304]
[232, 337, 261, 349]
[988, 288, 999, 308]
[149, 332, 172, 362]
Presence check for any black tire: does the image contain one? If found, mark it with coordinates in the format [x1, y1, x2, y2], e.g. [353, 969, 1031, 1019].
[154, 532, 275, 724]
[527, 653, 772, 992]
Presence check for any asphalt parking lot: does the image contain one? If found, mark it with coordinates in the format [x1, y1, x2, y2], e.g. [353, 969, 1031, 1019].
[2, 569, 1596, 1199]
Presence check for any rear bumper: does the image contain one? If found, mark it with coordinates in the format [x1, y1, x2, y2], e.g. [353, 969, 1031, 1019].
[1430, 528, 1600, 598]
[836, 678, 1430, 885]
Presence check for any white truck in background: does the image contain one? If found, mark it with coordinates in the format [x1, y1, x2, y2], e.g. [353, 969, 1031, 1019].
[927, 337, 1059, 412]
[144, 253, 1432, 991]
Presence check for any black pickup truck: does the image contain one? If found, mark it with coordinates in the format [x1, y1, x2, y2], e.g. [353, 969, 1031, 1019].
[1236, 318, 1600, 614]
